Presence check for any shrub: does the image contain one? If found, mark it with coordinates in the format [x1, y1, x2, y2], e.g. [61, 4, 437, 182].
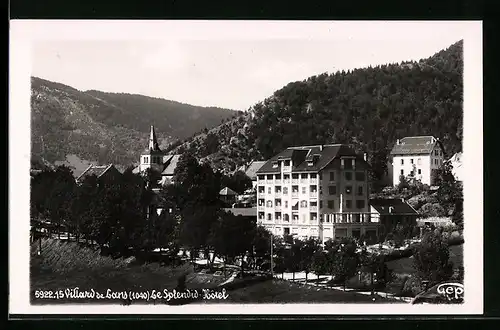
[419, 203, 447, 218]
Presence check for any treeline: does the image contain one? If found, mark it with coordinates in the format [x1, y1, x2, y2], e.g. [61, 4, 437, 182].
[177, 40, 463, 182]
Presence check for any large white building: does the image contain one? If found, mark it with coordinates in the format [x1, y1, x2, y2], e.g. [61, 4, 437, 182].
[389, 136, 445, 186]
[256, 144, 381, 244]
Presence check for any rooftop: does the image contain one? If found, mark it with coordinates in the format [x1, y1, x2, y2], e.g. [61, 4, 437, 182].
[390, 136, 444, 156]
[256, 144, 365, 174]
[76, 164, 116, 181]
[370, 198, 418, 215]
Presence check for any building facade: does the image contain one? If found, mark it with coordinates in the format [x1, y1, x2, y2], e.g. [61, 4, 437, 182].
[256, 144, 381, 243]
[369, 198, 419, 236]
[390, 136, 445, 186]
[133, 125, 182, 186]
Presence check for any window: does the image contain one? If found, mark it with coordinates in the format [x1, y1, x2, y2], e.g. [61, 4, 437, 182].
[302, 187, 306, 194]
[258, 199, 265, 206]
[417, 158, 421, 165]
[275, 212, 281, 219]
[258, 186, 265, 193]
[275, 186, 281, 193]
[272, 161, 278, 168]
[283, 187, 288, 195]
[266, 200, 273, 207]
[310, 213, 317, 221]
[267, 174, 273, 180]
[275, 199, 281, 206]
[258, 212, 265, 219]
[276, 174, 281, 180]
[267, 213, 272, 221]
[258, 175, 265, 181]
[327, 200, 334, 209]
[284, 174, 290, 180]
[344, 158, 353, 169]
[268, 187, 271, 194]
[355, 171, 365, 181]
[310, 185, 317, 192]
[410, 171, 414, 176]
[400, 169, 404, 175]
[401, 159, 404, 165]
[345, 200, 352, 209]
[345, 186, 352, 194]
[284, 214, 290, 222]
[357, 186, 363, 196]
[418, 169, 421, 175]
[328, 185, 337, 195]
[144, 156, 149, 163]
[284, 160, 290, 166]
[292, 186, 298, 193]
[310, 173, 317, 178]
[345, 172, 352, 180]
[410, 159, 414, 164]
[292, 174, 299, 179]
[300, 200, 308, 208]
[301, 173, 308, 179]
[329, 172, 335, 181]
[284, 201, 288, 208]
[356, 200, 365, 209]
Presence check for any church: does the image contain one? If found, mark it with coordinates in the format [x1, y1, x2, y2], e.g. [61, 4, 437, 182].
[133, 125, 182, 187]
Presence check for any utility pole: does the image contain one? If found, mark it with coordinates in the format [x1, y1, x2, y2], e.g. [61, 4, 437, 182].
[270, 233, 273, 278]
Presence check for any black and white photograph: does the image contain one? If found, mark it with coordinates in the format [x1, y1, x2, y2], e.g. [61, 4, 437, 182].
[9, 20, 483, 315]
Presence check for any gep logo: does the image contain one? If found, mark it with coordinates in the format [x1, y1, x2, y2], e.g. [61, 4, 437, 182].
[437, 282, 464, 302]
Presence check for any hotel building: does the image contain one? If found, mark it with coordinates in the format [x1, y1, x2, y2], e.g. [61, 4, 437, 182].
[256, 144, 380, 243]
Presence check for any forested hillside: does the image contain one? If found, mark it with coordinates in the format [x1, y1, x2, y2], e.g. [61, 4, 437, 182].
[174, 40, 463, 180]
[30, 77, 239, 170]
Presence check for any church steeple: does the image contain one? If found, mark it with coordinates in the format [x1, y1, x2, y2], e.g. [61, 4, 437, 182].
[148, 125, 161, 151]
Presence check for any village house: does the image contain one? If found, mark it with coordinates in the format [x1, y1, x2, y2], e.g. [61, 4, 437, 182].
[76, 164, 122, 184]
[369, 198, 419, 236]
[390, 136, 445, 186]
[256, 144, 381, 244]
[219, 186, 238, 206]
[237, 160, 266, 189]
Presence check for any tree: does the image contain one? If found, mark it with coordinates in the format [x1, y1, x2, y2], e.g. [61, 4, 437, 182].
[210, 211, 256, 276]
[413, 231, 454, 287]
[311, 249, 329, 280]
[301, 237, 322, 282]
[331, 238, 360, 290]
[251, 226, 272, 270]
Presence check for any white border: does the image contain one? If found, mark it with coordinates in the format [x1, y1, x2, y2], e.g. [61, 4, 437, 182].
[9, 20, 483, 315]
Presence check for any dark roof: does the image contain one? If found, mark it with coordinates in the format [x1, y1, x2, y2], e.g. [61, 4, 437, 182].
[370, 198, 418, 215]
[76, 164, 117, 181]
[256, 144, 364, 174]
[224, 208, 257, 217]
[390, 136, 444, 156]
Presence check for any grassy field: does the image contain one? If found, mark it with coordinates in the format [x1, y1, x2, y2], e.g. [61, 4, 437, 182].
[31, 239, 403, 305]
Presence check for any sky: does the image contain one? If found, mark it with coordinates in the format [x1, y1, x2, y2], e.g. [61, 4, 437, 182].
[30, 21, 469, 111]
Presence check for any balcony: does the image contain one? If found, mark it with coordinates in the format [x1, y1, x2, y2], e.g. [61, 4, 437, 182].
[257, 205, 265, 211]
[266, 180, 273, 184]
[283, 179, 290, 184]
[310, 178, 318, 184]
[309, 205, 318, 211]
[275, 179, 282, 184]
[291, 192, 299, 198]
[321, 212, 376, 224]
[283, 166, 292, 172]
[300, 179, 308, 184]
[309, 192, 318, 198]
[275, 190, 282, 196]
[291, 179, 299, 184]
[275, 205, 282, 211]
